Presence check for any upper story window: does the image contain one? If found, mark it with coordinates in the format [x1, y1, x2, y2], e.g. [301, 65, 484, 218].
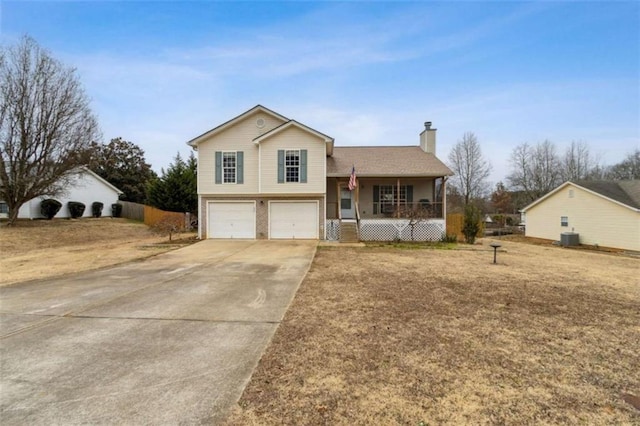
[285, 150, 300, 183]
[222, 152, 237, 183]
[215, 151, 243, 185]
[277, 149, 307, 184]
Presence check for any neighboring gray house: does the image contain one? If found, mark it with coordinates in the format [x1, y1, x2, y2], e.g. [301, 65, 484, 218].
[187, 105, 453, 241]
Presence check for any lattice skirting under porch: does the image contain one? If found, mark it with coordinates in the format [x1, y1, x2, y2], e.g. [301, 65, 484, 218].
[359, 219, 445, 242]
[326, 219, 445, 242]
[326, 219, 341, 241]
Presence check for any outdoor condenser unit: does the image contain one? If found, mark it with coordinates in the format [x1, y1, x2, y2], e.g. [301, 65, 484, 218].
[561, 232, 580, 247]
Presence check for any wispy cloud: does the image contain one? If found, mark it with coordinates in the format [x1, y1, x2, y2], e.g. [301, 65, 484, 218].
[9, 0, 634, 179]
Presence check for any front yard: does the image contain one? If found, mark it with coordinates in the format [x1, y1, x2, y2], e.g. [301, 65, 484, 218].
[0, 218, 195, 286]
[227, 239, 639, 424]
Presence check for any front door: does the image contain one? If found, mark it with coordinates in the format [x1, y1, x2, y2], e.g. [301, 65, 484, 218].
[340, 186, 355, 219]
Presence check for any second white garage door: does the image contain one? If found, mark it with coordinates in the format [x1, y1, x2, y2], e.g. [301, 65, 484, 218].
[269, 201, 318, 239]
[208, 201, 255, 239]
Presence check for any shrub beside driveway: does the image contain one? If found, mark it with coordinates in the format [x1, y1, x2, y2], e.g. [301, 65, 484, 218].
[227, 241, 639, 424]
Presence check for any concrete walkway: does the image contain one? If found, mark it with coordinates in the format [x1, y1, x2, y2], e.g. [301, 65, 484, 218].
[0, 240, 317, 425]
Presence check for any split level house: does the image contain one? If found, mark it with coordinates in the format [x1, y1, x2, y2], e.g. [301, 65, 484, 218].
[187, 105, 453, 241]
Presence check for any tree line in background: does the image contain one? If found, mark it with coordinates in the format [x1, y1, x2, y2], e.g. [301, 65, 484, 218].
[447, 131, 640, 216]
[2, 35, 637, 227]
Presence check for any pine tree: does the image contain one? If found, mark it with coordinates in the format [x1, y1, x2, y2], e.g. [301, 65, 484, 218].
[147, 152, 197, 214]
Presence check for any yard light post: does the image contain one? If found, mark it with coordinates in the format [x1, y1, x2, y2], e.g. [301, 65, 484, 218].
[490, 243, 501, 264]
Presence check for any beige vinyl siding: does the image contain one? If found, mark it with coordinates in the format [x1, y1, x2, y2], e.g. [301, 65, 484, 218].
[197, 112, 285, 195]
[525, 184, 640, 251]
[260, 126, 326, 194]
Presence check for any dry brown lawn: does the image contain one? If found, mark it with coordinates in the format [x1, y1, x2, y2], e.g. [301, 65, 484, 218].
[0, 218, 195, 286]
[227, 239, 639, 425]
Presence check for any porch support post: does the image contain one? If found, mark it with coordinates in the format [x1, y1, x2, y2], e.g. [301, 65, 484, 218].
[336, 179, 341, 219]
[355, 179, 359, 213]
[396, 178, 400, 218]
[442, 176, 447, 219]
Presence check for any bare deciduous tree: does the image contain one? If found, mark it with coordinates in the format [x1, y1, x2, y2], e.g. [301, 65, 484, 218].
[447, 132, 492, 206]
[507, 140, 562, 203]
[607, 149, 640, 180]
[562, 140, 600, 182]
[152, 213, 184, 242]
[0, 36, 99, 224]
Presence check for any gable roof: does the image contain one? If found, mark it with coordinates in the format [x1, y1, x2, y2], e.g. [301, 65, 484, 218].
[575, 180, 640, 209]
[521, 180, 640, 212]
[186, 105, 288, 147]
[326, 146, 453, 178]
[80, 167, 124, 194]
[253, 119, 334, 154]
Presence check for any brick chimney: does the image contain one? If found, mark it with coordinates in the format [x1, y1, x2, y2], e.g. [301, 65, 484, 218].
[419, 121, 436, 154]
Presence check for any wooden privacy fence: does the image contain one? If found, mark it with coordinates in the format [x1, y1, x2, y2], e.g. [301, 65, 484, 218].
[117, 201, 191, 230]
[143, 205, 185, 230]
[446, 213, 484, 241]
[118, 201, 145, 221]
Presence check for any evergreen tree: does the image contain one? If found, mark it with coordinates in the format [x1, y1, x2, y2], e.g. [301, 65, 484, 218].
[147, 152, 197, 214]
[88, 137, 156, 204]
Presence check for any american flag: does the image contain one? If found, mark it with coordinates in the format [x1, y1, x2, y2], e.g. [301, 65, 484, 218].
[348, 166, 357, 191]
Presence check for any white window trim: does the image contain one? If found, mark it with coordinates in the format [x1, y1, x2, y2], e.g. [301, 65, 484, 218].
[222, 151, 237, 184]
[285, 149, 301, 183]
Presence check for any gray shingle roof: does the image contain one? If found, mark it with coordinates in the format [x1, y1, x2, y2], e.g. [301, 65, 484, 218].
[327, 146, 453, 177]
[575, 180, 640, 209]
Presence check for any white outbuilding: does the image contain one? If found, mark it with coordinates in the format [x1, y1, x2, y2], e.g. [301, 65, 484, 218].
[0, 168, 123, 219]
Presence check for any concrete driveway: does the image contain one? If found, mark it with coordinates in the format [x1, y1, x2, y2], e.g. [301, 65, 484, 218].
[0, 240, 317, 425]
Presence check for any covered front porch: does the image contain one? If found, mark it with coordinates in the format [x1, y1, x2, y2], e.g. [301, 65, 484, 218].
[326, 176, 448, 242]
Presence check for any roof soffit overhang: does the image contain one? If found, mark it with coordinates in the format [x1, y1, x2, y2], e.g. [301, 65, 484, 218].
[326, 173, 452, 178]
[521, 181, 640, 213]
[253, 120, 334, 155]
[186, 105, 289, 148]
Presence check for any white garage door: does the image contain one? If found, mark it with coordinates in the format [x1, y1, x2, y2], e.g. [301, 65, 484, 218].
[269, 201, 318, 239]
[208, 202, 255, 239]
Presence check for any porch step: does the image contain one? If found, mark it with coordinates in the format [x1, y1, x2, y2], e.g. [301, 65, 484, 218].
[340, 221, 359, 243]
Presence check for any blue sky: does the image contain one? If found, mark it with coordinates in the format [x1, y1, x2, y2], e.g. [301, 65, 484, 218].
[2, 1, 638, 184]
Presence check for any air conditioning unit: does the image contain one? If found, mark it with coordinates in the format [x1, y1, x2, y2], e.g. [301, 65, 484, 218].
[561, 232, 580, 247]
